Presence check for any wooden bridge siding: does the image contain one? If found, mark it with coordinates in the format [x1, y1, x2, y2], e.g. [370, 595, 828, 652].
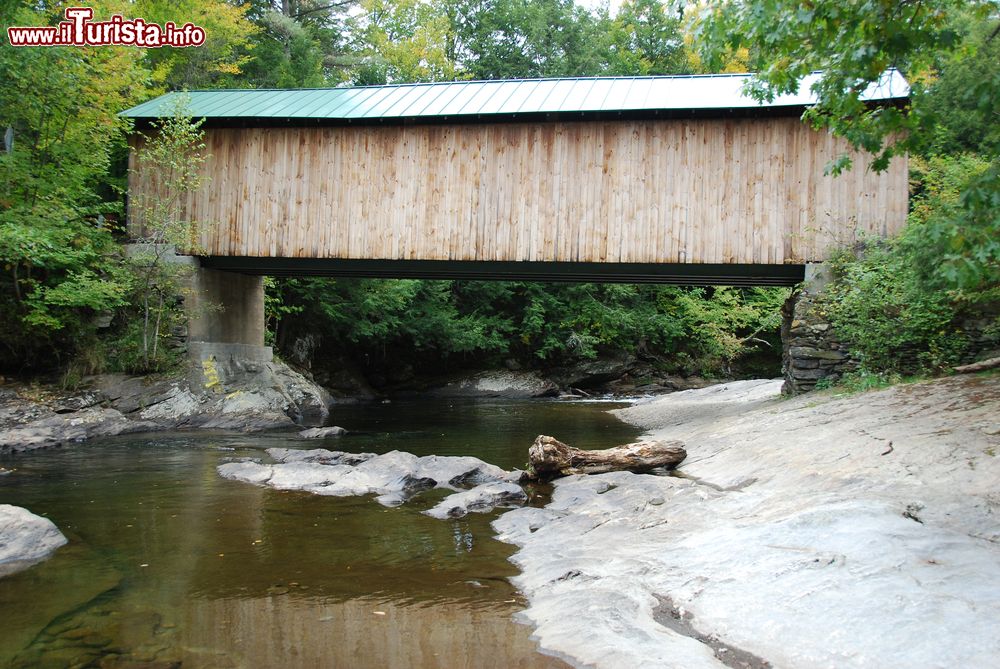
[129, 118, 908, 264]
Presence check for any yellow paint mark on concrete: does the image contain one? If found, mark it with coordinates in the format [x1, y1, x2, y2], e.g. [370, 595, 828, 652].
[202, 357, 222, 392]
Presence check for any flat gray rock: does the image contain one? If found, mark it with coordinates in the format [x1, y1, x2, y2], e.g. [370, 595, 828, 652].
[267, 447, 374, 465]
[424, 482, 528, 519]
[0, 407, 148, 453]
[299, 426, 348, 438]
[494, 376, 1000, 669]
[218, 449, 526, 515]
[427, 370, 558, 398]
[0, 505, 68, 578]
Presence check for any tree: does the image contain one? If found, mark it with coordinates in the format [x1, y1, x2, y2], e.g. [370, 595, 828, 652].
[601, 0, 688, 76]
[127, 99, 209, 371]
[448, 0, 605, 79]
[138, 0, 259, 90]
[238, 0, 357, 86]
[0, 2, 146, 371]
[349, 0, 459, 84]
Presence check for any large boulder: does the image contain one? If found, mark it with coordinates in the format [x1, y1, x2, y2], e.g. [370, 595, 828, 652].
[0, 505, 68, 577]
[0, 354, 338, 452]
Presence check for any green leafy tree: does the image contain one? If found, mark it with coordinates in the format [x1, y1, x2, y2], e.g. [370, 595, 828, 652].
[0, 2, 147, 371]
[601, 0, 688, 76]
[918, 16, 1000, 156]
[240, 0, 356, 86]
[349, 0, 459, 84]
[270, 277, 788, 381]
[126, 99, 209, 371]
[448, 0, 605, 79]
[138, 0, 259, 90]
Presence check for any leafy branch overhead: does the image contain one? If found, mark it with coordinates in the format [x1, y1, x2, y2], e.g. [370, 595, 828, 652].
[696, 0, 999, 291]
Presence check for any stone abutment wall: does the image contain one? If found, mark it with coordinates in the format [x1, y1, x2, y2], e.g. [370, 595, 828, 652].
[781, 288, 858, 394]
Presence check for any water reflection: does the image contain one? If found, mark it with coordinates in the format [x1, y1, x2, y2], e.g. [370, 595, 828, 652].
[0, 399, 638, 667]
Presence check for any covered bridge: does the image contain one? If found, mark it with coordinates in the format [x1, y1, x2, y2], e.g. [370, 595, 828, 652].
[121, 72, 909, 356]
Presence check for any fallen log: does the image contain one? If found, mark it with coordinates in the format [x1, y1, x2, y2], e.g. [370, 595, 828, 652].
[526, 435, 686, 481]
[954, 356, 1000, 374]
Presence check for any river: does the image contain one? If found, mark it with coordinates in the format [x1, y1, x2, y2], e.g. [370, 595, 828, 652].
[0, 398, 639, 668]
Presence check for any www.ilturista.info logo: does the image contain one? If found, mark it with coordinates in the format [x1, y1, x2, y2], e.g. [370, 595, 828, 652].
[7, 7, 206, 48]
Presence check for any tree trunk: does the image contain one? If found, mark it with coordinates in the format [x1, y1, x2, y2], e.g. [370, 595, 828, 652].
[954, 357, 1000, 374]
[526, 435, 686, 481]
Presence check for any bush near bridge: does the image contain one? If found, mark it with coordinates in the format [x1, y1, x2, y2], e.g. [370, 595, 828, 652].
[823, 155, 1000, 377]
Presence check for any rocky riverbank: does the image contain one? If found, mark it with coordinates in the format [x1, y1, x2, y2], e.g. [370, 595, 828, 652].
[0, 357, 717, 453]
[495, 375, 1000, 669]
[0, 357, 332, 453]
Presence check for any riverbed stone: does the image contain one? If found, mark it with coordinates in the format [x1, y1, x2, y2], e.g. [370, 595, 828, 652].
[0, 407, 156, 453]
[217, 461, 274, 485]
[266, 447, 374, 466]
[219, 448, 526, 513]
[299, 426, 348, 439]
[424, 482, 528, 519]
[0, 505, 68, 577]
[0, 353, 336, 453]
[427, 370, 558, 398]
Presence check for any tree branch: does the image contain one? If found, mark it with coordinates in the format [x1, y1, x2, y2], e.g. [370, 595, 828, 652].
[291, 0, 354, 19]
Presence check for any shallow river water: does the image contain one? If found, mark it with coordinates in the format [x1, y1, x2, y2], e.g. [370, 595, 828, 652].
[0, 399, 639, 668]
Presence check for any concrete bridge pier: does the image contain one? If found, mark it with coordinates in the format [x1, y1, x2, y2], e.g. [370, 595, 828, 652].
[123, 243, 272, 371]
[186, 266, 272, 365]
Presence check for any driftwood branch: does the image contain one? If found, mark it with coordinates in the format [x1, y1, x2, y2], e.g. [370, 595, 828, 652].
[526, 435, 686, 481]
[954, 357, 1000, 374]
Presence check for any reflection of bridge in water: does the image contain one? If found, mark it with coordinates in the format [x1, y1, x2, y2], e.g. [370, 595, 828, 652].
[122, 72, 909, 357]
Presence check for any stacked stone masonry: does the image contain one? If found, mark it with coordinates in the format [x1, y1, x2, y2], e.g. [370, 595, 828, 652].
[781, 290, 859, 395]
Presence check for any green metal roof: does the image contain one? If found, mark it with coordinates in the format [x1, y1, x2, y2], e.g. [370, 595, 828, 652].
[121, 71, 908, 122]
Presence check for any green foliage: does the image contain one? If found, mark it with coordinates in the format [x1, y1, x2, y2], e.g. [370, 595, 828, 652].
[349, 0, 459, 84]
[448, 0, 606, 78]
[101, 315, 184, 375]
[820, 369, 903, 394]
[0, 4, 147, 370]
[241, 9, 329, 87]
[905, 154, 998, 291]
[236, 0, 355, 87]
[695, 0, 993, 172]
[138, 0, 259, 89]
[601, 0, 688, 76]
[126, 99, 208, 373]
[271, 278, 788, 378]
[823, 155, 998, 376]
[918, 16, 1000, 157]
[824, 240, 968, 374]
